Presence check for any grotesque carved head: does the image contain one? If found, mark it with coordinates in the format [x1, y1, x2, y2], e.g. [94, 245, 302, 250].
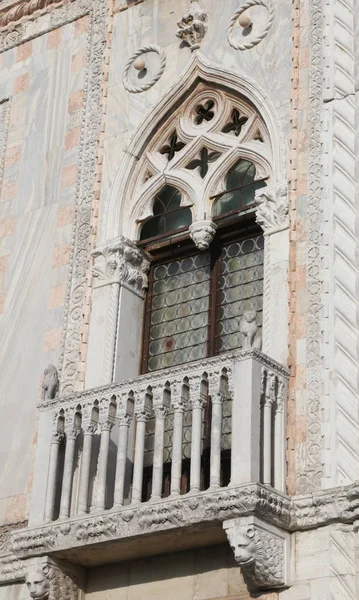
[25, 565, 50, 600]
[227, 525, 257, 566]
[243, 310, 256, 323]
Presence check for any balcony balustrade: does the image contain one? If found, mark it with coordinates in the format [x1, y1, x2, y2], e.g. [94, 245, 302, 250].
[11, 350, 290, 565]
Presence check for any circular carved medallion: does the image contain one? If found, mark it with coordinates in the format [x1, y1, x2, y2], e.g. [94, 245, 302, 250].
[123, 45, 166, 94]
[227, 0, 274, 51]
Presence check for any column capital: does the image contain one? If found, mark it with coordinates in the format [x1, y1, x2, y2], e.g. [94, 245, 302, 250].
[255, 182, 289, 234]
[92, 236, 151, 295]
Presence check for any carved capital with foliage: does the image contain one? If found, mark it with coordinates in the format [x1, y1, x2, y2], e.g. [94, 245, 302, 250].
[92, 236, 151, 295]
[255, 183, 289, 233]
[223, 516, 290, 590]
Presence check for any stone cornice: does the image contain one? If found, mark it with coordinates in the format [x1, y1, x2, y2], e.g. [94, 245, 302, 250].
[0, 0, 69, 29]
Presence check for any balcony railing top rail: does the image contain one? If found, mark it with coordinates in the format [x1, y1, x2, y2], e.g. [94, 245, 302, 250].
[40, 349, 289, 413]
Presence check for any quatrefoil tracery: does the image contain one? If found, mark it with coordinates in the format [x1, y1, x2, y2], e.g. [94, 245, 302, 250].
[134, 87, 271, 220]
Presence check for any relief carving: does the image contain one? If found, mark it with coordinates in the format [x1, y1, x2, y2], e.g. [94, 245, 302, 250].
[255, 183, 289, 233]
[224, 517, 290, 590]
[24, 557, 83, 600]
[189, 220, 217, 250]
[176, 1, 208, 51]
[92, 236, 151, 294]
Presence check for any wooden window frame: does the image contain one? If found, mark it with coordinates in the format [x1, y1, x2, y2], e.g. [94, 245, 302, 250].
[140, 211, 263, 374]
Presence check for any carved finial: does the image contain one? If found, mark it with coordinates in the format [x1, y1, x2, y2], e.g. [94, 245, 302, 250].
[223, 517, 290, 590]
[41, 365, 59, 402]
[189, 220, 217, 250]
[239, 311, 262, 350]
[176, 1, 208, 51]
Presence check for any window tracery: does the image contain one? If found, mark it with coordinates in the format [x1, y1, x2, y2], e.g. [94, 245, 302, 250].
[132, 84, 272, 231]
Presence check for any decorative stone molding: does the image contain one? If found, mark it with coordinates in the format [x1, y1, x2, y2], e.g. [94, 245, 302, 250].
[11, 484, 292, 559]
[0, 0, 92, 53]
[123, 45, 166, 94]
[23, 556, 84, 600]
[255, 183, 289, 234]
[189, 219, 217, 250]
[227, 0, 274, 52]
[176, 1, 208, 51]
[0, 100, 10, 193]
[223, 516, 290, 590]
[58, 0, 108, 398]
[0, 552, 24, 584]
[92, 236, 150, 295]
[298, 0, 323, 494]
[0, 0, 66, 29]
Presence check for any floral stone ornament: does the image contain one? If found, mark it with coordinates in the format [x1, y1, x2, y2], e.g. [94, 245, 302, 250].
[176, 1, 208, 51]
[189, 220, 217, 250]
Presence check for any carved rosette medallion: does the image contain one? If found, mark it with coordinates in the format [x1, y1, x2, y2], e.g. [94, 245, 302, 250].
[255, 183, 289, 233]
[223, 516, 290, 590]
[92, 236, 151, 295]
[227, 0, 274, 51]
[189, 219, 217, 250]
[176, 1, 208, 51]
[123, 45, 166, 94]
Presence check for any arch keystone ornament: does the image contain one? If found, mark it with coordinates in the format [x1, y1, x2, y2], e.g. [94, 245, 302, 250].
[227, 0, 275, 51]
[176, 0, 208, 51]
[123, 45, 166, 94]
[223, 516, 291, 590]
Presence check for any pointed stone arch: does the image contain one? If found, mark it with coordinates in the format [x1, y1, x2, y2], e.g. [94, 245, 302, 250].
[105, 52, 286, 241]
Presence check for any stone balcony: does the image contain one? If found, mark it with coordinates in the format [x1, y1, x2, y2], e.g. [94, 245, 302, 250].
[11, 350, 290, 570]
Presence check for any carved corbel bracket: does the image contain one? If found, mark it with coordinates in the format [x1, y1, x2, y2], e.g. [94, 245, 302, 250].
[189, 219, 217, 250]
[23, 556, 85, 600]
[223, 516, 291, 590]
[92, 236, 151, 295]
[176, 1, 208, 51]
[255, 182, 289, 234]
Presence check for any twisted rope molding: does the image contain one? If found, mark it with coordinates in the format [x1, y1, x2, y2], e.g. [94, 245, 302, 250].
[227, 0, 274, 51]
[123, 45, 166, 94]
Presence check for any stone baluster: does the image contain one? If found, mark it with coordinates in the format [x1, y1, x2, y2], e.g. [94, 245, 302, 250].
[151, 387, 171, 501]
[262, 371, 276, 486]
[131, 392, 152, 504]
[274, 378, 286, 491]
[44, 429, 64, 522]
[190, 376, 207, 493]
[93, 406, 116, 512]
[209, 372, 226, 490]
[114, 395, 134, 507]
[170, 381, 187, 497]
[77, 414, 98, 515]
[59, 413, 81, 519]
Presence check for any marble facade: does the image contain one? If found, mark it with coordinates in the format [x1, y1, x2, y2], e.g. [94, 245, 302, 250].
[0, 0, 358, 598]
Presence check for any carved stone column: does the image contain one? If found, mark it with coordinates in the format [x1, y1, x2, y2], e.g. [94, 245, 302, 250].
[23, 556, 85, 600]
[44, 431, 64, 523]
[151, 390, 171, 501]
[131, 394, 152, 504]
[114, 395, 134, 507]
[223, 516, 291, 590]
[255, 183, 289, 364]
[190, 376, 207, 493]
[88, 237, 150, 387]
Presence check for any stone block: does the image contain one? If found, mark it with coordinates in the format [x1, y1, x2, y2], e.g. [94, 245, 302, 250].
[74, 14, 91, 36]
[57, 205, 75, 227]
[52, 244, 70, 267]
[43, 327, 63, 352]
[61, 164, 78, 188]
[13, 74, 30, 95]
[46, 27, 62, 49]
[16, 41, 32, 63]
[68, 90, 84, 113]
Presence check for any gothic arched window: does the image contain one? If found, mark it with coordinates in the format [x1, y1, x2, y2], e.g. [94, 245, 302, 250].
[133, 87, 271, 374]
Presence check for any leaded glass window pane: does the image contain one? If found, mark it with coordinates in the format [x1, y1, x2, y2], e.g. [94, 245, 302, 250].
[216, 235, 264, 352]
[140, 185, 192, 241]
[212, 160, 266, 217]
[145, 252, 211, 372]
